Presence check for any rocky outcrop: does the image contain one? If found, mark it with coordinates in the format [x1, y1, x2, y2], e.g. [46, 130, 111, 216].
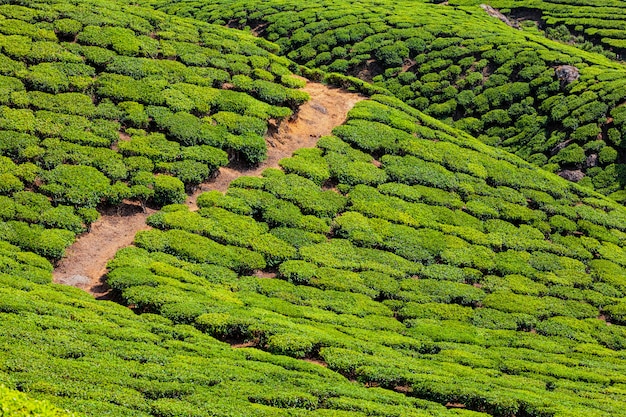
[480, 4, 520, 29]
[558, 169, 585, 182]
[555, 65, 580, 84]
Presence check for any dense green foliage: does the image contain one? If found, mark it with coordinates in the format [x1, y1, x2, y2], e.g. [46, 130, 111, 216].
[0, 385, 77, 417]
[103, 96, 626, 417]
[155, 0, 626, 198]
[0, 242, 483, 417]
[451, 0, 626, 59]
[0, 0, 307, 260]
[3, 0, 626, 416]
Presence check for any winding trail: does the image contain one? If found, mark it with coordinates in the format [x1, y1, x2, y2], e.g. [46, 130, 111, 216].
[52, 81, 365, 298]
[186, 81, 365, 207]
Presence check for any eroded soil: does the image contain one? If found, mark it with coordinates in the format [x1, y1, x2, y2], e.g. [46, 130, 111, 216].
[52, 203, 155, 299]
[53, 81, 365, 297]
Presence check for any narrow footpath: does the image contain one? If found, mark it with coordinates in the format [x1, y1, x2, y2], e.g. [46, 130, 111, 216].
[187, 81, 365, 206]
[52, 81, 365, 298]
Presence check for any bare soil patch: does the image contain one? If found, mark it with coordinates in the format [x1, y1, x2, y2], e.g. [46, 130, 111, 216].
[598, 314, 612, 326]
[186, 81, 365, 209]
[351, 59, 384, 83]
[445, 402, 467, 409]
[53, 81, 365, 297]
[230, 341, 258, 349]
[53, 202, 155, 299]
[303, 358, 328, 367]
[252, 270, 278, 279]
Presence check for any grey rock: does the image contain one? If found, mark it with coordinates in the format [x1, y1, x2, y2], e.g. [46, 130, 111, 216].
[585, 153, 598, 168]
[558, 169, 585, 182]
[551, 139, 574, 154]
[311, 103, 328, 114]
[480, 4, 520, 29]
[555, 65, 580, 84]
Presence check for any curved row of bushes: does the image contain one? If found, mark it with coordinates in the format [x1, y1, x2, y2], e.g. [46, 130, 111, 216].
[105, 95, 626, 417]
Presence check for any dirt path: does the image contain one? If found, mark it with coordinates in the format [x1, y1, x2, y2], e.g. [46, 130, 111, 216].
[52, 203, 155, 299]
[53, 81, 365, 297]
[186, 81, 365, 208]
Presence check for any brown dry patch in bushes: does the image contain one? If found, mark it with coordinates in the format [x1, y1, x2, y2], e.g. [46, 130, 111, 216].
[252, 270, 278, 279]
[446, 402, 467, 409]
[53, 202, 155, 299]
[303, 358, 328, 367]
[231, 341, 258, 349]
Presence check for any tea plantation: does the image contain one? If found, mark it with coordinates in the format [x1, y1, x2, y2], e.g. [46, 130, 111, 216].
[154, 0, 626, 200]
[451, 0, 626, 59]
[101, 96, 626, 417]
[2, 0, 626, 416]
[0, 0, 307, 260]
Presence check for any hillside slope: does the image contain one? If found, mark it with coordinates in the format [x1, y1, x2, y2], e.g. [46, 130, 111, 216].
[153, 0, 626, 200]
[0, 0, 308, 262]
[3, 241, 467, 417]
[2, 1, 626, 417]
[5, 90, 626, 416]
[103, 94, 626, 417]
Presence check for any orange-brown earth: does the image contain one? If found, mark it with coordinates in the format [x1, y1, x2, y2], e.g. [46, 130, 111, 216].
[52, 203, 155, 299]
[186, 81, 365, 207]
[53, 81, 365, 297]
